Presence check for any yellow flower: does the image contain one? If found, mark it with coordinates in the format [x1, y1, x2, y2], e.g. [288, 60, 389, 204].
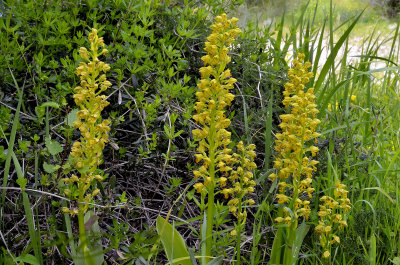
[194, 183, 204, 193]
[276, 194, 290, 204]
[221, 188, 232, 199]
[332, 235, 340, 243]
[351, 95, 356, 102]
[322, 250, 330, 259]
[192, 15, 248, 200]
[247, 199, 255, 206]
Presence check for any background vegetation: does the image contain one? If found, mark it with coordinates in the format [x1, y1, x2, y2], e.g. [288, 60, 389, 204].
[1, 0, 400, 264]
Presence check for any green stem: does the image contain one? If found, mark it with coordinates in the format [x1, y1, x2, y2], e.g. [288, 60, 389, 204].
[235, 212, 242, 265]
[205, 108, 217, 263]
[205, 180, 215, 262]
[204, 52, 227, 263]
[78, 188, 87, 263]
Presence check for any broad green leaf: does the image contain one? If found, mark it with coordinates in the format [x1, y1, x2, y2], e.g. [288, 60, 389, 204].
[15, 254, 40, 265]
[363, 187, 394, 204]
[1, 68, 23, 228]
[358, 66, 400, 75]
[156, 216, 191, 265]
[291, 222, 310, 264]
[40, 102, 60, 109]
[270, 208, 285, 265]
[35, 101, 60, 123]
[45, 137, 63, 155]
[12, 151, 42, 262]
[84, 211, 104, 265]
[314, 11, 363, 93]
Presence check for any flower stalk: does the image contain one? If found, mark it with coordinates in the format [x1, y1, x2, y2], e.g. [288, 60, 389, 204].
[192, 14, 256, 262]
[269, 53, 320, 264]
[61, 28, 111, 263]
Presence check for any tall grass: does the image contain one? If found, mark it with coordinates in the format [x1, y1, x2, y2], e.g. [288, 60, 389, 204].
[247, 0, 400, 263]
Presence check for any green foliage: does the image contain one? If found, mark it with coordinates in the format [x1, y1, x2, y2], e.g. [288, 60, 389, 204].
[2, 0, 400, 264]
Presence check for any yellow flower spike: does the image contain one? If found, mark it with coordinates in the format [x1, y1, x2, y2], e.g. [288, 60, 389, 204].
[317, 180, 350, 260]
[61, 28, 111, 255]
[191, 15, 257, 262]
[270, 54, 320, 225]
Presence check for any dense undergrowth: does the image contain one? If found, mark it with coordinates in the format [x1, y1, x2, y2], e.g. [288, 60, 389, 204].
[1, 0, 400, 264]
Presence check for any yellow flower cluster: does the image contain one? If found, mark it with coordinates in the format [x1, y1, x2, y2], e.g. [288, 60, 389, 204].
[191, 16, 257, 249]
[316, 181, 351, 259]
[269, 54, 321, 226]
[223, 141, 257, 219]
[192, 14, 241, 194]
[62, 28, 111, 215]
[191, 14, 257, 220]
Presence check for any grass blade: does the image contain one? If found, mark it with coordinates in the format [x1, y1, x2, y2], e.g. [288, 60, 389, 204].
[1, 68, 24, 228]
[314, 11, 363, 93]
[12, 152, 42, 263]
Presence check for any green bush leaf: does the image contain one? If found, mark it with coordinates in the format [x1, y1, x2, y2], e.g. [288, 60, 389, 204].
[156, 216, 191, 265]
[45, 137, 63, 155]
[66, 109, 78, 127]
[43, 161, 60, 173]
[16, 177, 27, 191]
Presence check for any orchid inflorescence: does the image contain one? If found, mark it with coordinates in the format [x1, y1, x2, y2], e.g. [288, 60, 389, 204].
[269, 53, 321, 227]
[62, 28, 111, 215]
